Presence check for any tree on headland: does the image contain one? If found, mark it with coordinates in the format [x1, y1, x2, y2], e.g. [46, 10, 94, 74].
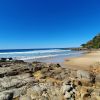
[81, 33, 100, 49]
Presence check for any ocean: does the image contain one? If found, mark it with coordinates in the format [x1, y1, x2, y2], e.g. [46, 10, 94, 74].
[0, 48, 83, 63]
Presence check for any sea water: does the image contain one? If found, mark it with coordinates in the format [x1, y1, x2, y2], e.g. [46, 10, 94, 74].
[0, 48, 83, 63]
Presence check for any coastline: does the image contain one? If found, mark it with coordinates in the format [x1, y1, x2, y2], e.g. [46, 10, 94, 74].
[0, 49, 82, 62]
[25, 50, 84, 64]
[0, 50, 100, 99]
[63, 50, 100, 70]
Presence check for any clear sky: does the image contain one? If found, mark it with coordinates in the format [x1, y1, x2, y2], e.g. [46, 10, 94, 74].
[0, 0, 100, 49]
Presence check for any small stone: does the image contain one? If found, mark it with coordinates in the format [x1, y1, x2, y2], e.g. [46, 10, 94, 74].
[72, 89, 76, 93]
[64, 91, 71, 99]
[62, 84, 72, 94]
[70, 91, 74, 95]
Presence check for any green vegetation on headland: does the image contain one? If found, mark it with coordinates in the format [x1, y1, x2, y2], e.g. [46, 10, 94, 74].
[81, 33, 100, 49]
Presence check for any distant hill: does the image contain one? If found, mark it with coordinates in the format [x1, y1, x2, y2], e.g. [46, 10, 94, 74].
[81, 34, 100, 49]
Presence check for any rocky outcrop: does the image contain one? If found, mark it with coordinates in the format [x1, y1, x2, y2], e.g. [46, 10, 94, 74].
[0, 60, 99, 100]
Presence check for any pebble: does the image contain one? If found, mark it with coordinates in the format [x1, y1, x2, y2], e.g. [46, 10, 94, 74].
[64, 91, 71, 99]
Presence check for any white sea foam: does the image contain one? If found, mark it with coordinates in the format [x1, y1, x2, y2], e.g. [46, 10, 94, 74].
[0, 49, 83, 61]
[15, 52, 81, 60]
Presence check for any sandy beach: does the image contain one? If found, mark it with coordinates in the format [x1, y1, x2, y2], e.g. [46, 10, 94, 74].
[64, 50, 100, 70]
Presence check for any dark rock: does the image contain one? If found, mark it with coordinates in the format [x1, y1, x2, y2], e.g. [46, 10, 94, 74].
[0, 58, 7, 62]
[0, 73, 5, 78]
[33, 65, 42, 72]
[32, 61, 41, 64]
[49, 63, 61, 68]
[83, 93, 91, 99]
[32, 63, 47, 72]
[56, 64, 61, 68]
[5, 71, 19, 77]
[77, 81, 82, 86]
[90, 73, 95, 83]
[14, 60, 25, 63]
[7, 92, 13, 100]
[8, 58, 13, 61]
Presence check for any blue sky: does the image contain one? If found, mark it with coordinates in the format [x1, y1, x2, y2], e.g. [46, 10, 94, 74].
[0, 0, 100, 49]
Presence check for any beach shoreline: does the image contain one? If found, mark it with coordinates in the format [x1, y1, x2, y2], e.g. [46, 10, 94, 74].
[24, 50, 85, 64]
[0, 50, 100, 99]
[63, 50, 100, 70]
